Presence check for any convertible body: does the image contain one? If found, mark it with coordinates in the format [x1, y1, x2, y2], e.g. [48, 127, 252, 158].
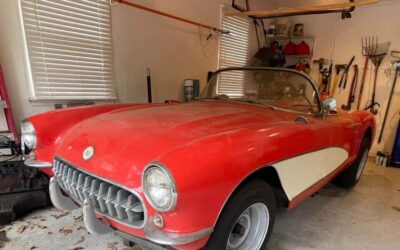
[23, 68, 375, 249]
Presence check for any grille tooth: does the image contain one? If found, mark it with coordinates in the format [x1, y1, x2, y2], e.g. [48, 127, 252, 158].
[105, 186, 118, 216]
[82, 176, 93, 200]
[90, 179, 100, 208]
[77, 173, 85, 201]
[52, 158, 145, 228]
[115, 189, 129, 220]
[70, 170, 80, 199]
[97, 182, 110, 212]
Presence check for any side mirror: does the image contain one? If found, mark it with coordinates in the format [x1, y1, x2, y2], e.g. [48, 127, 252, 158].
[321, 97, 337, 119]
[321, 106, 330, 120]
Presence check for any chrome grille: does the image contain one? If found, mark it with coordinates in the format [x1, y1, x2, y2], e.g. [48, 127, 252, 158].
[53, 158, 145, 228]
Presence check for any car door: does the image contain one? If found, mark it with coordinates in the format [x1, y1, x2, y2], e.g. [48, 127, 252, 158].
[324, 111, 360, 175]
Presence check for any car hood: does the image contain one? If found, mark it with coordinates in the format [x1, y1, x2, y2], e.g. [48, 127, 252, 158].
[56, 101, 290, 187]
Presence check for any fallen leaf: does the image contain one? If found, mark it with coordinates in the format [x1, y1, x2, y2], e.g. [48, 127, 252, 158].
[73, 214, 83, 222]
[32, 215, 47, 221]
[0, 226, 12, 232]
[70, 247, 84, 250]
[16, 225, 26, 234]
[30, 246, 37, 250]
[59, 227, 73, 236]
[107, 242, 118, 250]
[74, 236, 85, 245]
[77, 226, 84, 231]
[392, 206, 400, 212]
[122, 247, 142, 250]
[27, 222, 47, 230]
[51, 211, 70, 219]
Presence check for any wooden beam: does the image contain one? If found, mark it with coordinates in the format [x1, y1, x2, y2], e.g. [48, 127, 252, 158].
[225, 0, 379, 17]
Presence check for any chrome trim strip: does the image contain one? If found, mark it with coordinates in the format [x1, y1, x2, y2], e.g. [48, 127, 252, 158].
[54, 156, 148, 229]
[144, 216, 213, 245]
[24, 157, 52, 168]
[49, 177, 79, 210]
[83, 198, 113, 235]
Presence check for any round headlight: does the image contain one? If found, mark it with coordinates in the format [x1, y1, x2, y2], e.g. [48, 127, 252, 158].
[21, 121, 37, 150]
[143, 164, 177, 212]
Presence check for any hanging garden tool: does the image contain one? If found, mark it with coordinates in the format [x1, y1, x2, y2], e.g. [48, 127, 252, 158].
[331, 64, 347, 97]
[342, 65, 359, 111]
[377, 51, 400, 143]
[338, 56, 355, 90]
[357, 38, 370, 110]
[362, 36, 391, 115]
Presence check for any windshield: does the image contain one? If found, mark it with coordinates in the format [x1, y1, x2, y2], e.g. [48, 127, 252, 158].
[200, 67, 321, 114]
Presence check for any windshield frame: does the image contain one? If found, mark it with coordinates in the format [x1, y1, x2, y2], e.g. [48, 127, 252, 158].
[201, 67, 323, 117]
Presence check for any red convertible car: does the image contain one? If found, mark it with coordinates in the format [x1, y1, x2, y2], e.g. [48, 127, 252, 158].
[22, 67, 375, 250]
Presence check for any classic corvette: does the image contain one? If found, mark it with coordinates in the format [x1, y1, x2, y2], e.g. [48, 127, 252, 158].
[22, 67, 375, 250]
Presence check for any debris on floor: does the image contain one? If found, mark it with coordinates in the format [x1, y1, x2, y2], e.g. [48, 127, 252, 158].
[59, 226, 73, 236]
[51, 210, 70, 219]
[74, 236, 85, 245]
[32, 215, 47, 221]
[107, 241, 118, 250]
[70, 247, 84, 250]
[73, 214, 83, 222]
[16, 225, 26, 234]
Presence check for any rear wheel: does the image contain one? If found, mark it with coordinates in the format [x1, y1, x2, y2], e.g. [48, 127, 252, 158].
[204, 179, 276, 250]
[333, 137, 370, 188]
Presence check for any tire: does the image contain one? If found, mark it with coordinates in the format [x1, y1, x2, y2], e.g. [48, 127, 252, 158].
[333, 137, 370, 188]
[204, 179, 276, 250]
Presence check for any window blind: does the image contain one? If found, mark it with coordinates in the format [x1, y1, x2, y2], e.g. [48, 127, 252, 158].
[20, 0, 116, 100]
[217, 14, 250, 97]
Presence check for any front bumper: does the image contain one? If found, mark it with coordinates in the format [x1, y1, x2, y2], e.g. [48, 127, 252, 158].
[49, 176, 213, 247]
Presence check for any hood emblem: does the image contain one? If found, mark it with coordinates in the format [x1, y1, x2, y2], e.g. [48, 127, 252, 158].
[83, 146, 95, 161]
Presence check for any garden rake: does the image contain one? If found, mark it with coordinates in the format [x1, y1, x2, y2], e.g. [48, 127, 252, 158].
[362, 36, 391, 115]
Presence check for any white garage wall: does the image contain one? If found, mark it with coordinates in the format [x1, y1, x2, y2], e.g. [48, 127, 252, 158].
[110, 0, 227, 103]
[283, 0, 400, 154]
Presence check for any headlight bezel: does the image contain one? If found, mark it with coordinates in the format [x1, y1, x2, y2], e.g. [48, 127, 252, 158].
[142, 162, 177, 212]
[21, 120, 37, 150]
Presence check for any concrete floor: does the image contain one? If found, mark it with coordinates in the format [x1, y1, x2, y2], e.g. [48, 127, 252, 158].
[1, 158, 399, 250]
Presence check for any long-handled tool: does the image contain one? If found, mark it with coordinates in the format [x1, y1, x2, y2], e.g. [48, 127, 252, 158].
[321, 64, 333, 93]
[146, 68, 152, 103]
[362, 36, 391, 115]
[357, 46, 370, 110]
[331, 64, 346, 97]
[377, 51, 400, 143]
[338, 56, 355, 90]
[342, 65, 359, 110]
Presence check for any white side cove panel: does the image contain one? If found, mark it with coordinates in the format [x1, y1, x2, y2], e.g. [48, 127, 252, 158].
[273, 147, 348, 200]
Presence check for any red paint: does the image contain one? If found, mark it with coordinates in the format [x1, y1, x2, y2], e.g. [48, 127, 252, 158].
[28, 100, 375, 249]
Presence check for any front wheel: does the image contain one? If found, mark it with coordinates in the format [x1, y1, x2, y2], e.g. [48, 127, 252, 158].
[204, 179, 276, 250]
[333, 137, 370, 188]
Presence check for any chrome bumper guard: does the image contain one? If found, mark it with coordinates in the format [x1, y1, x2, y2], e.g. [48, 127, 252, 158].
[144, 217, 213, 246]
[24, 157, 52, 168]
[50, 174, 213, 245]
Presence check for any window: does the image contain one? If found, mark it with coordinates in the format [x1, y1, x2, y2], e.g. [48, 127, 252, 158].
[20, 0, 116, 100]
[217, 11, 250, 97]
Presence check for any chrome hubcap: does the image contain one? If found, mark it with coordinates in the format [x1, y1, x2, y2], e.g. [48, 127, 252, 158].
[356, 149, 369, 181]
[227, 203, 269, 250]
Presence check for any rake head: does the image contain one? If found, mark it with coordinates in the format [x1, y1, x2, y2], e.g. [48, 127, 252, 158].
[362, 36, 391, 68]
